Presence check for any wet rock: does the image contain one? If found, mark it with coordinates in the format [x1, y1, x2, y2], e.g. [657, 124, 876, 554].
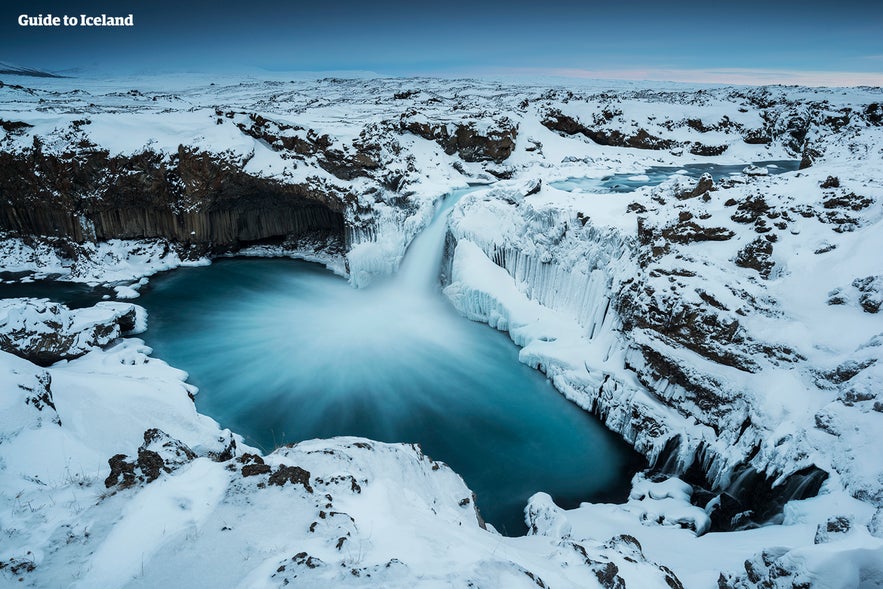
[705, 492, 748, 532]
[268, 465, 314, 492]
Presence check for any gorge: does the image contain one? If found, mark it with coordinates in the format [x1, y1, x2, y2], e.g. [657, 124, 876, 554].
[1, 75, 881, 588]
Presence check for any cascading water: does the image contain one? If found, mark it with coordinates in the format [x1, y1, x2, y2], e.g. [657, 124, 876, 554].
[136, 187, 644, 535]
[394, 188, 471, 293]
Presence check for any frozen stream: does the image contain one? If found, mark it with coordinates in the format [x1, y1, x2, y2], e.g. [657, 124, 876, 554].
[137, 188, 643, 535]
[551, 159, 800, 193]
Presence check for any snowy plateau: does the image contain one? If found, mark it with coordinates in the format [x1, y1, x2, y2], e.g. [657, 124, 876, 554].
[0, 75, 882, 588]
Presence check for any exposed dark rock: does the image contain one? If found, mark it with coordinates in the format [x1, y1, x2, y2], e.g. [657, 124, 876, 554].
[268, 465, 314, 492]
[661, 566, 685, 589]
[0, 557, 36, 575]
[820, 175, 840, 188]
[137, 449, 166, 482]
[590, 561, 625, 589]
[104, 429, 197, 488]
[604, 534, 644, 560]
[239, 452, 265, 465]
[705, 492, 748, 532]
[685, 118, 711, 132]
[838, 385, 877, 406]
[823, 192, 874, 211]
[105, 454, 137, 488]
[20, 371, 59, 425]
[720, 547, 810, 589]
[826, 287, 848, 306]
[0, 146, 346, 250]
[734, 237, 774, 279]
[542, 110, 675, 150]
[400, 115, 517, 163]
[661, 221, 735, 244]
[690, 143, 728, 156]
[241, 463, 272, 477]
[0, 119, 33, 135]
[865, 103, 883, 126]
[822, 358, 876, 385]
[782, 112, 811, 155]
[814, 515, 852, 544]
[742, 129, 771, 144]
[852, 275, 883, 313]
[731, 195, 770, 224]
[677, 173, 714, 199]
[799, 142, 821, 169]
[209, 432, 237, 462]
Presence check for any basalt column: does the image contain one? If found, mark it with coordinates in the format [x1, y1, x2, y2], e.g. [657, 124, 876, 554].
[0, 147, 347, 249]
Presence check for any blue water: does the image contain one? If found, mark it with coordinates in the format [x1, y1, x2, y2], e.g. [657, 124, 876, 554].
[137, 190, 644, 535]
[0, 274, 112, 308]
[551, 160, 800, 193]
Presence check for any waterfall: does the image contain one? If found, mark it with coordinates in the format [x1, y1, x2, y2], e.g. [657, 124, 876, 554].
[394, 187, 479, 293]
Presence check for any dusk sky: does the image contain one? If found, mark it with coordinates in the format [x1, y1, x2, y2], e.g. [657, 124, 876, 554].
[2, 0, 882, 85]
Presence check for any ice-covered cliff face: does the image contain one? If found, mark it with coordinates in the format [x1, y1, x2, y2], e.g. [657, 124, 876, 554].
[440, 98, 883, 515]
[1, 76, 882, 587]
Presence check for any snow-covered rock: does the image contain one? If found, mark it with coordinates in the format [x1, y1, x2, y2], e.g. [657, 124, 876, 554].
[2, 75, 883, 587]
[0, 298, 141, 365]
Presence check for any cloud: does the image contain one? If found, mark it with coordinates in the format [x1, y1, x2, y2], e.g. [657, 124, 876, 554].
[493, 67, 883, 87]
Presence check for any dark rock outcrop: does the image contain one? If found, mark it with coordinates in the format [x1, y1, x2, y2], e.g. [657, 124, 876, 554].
[0, 146, 346, 251]
[734, 237, 775, 279]
[268, 465, 313, 492]
[400, 115, 517, 163]
[852, 275, 882, 313]
[677, 173, 714, 200]
[104, 428, 197, 489]
[542, 110, 675, 151]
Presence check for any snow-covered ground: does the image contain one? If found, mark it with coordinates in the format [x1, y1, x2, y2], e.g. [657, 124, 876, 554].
[1, 75, 881, 587]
